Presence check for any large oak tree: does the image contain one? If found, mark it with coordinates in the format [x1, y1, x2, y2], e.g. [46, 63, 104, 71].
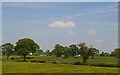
[15, 38, 40, 61]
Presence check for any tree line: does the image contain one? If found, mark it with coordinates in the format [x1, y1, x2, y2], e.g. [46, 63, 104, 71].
[1, 38, 120, 64]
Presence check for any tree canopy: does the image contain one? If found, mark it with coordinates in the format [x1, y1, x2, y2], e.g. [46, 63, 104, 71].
[15, 38, 40, 61]
[114, 48, 120, 58]
[69, 44, 78, 57]
[2, 43, 14, 60]
[90, 48, 99, 59]
[78, 43, 92, 64]
[52, 44, 64, 57]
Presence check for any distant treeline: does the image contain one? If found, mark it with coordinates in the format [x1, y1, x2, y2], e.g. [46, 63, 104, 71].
[1, 38, 120, 63]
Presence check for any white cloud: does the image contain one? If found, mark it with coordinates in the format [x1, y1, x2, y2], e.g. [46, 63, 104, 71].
[86, 30, 96, 36]
[48, 21, 76, 29]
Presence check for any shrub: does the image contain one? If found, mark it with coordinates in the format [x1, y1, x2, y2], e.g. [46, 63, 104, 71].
[26, 57, 34, 59]
[30, 60, 46, 63]
[33, 52, 40, 56]
[52, 61, 60, 64]
[11, 57, 14, 60]
[39, 60, 46, 63]
[90, 63, 120, 67]
[74, 56, 78, 58]
[73, 61, 82, 65]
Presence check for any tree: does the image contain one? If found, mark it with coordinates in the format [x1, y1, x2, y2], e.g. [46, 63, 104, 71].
[114, 48, 120, 58]
[2, 43, 14, 60]
[78, 43, 92, 64]
[15, 38, 40, 61]
[44, 50, 51, 56]
[63, 46, 71, 58]
[110, 51, 115, 56]
[69, 44, 78, 57]
[100, 52, 110, 56]
[52, 44, 64, 57]
[37, 49, 43, 55]
[33, 49, 43, 56]
[90, 48, 99, 59]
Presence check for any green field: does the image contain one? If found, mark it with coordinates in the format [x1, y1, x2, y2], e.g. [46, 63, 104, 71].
[2, 56, 120, 73]
[3, 61, 118, 73]
[2, 56, 119, 65]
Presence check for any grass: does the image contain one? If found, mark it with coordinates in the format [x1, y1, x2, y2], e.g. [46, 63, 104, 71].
[2, 61, 119, 73]
[3, 56, 119, 65]
[2, 56, 120, 73]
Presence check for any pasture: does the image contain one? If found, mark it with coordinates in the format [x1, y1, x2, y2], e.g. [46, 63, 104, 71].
[2, 56, 120, 73]
[3, 61, 118, 73]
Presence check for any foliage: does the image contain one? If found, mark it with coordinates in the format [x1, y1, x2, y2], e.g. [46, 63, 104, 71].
[33, 49, 43, 56]
[44, 50, 52, 56]
[73, 61, 82, 65]
[51, 43, 100, 63]
[110, 51, 115, 56]
[90, 63, 120, 67]
[100, 52, 110, 56]
[78, 43, 92, 64]
[90, 48, 99, 59]
[69, 44, 79, 57]
[2, 43, 14, 60]
[63, 46, 71, 58]
[14, 38, 40, 61]
[52, 44, 64, 57]
[114, 48, 120, 58]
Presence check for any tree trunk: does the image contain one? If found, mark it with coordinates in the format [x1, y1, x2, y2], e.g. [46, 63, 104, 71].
[92, 55, 95, 59]
[23, 55, 26, 62]
[7, 54, 9, 60]
[83, 58, 87, 64]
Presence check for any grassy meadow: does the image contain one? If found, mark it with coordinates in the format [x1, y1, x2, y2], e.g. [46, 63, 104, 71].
[3, 61, 118, 73]
[2, 56, 119, 65]
[2, 56, 120, 73]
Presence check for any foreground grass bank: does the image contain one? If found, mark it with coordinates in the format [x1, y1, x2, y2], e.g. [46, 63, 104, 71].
[3, 61, 119, 73]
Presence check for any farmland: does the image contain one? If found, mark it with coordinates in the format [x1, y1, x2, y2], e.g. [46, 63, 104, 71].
[2, 56, 120, 73]
[2, 2, 120, 75]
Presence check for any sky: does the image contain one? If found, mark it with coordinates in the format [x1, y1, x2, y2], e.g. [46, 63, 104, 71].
[2, 2, 118, 53]
[1, 0, 120, 2]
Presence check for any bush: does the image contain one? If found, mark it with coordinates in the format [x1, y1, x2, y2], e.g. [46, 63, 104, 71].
[90, 63, 120, 67]
[73, 61, 82, 65]
[74, 57, 77, 58]
[39, 60, 46, 63]
[52, 61, 60, 64]
[61, 62, 69, 64]
[26, 57, 34, 59]
[33, 52, 40, 56]
[11, 57, 14, 60]
[30, 60, 46, 63]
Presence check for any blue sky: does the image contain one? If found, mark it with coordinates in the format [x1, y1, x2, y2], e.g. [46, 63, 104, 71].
[2, 0, 120, 2]
[2, 2, 118, 52]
